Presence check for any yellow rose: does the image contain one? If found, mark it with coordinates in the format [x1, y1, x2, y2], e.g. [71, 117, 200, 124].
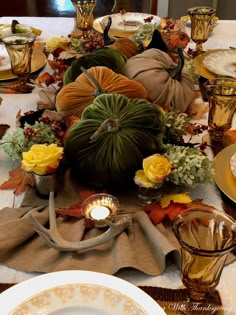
[134, 154, 172, 188]
[22, 144, 64, 175]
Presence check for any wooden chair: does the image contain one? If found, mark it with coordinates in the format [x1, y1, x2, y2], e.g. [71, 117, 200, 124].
[151, 0, 158, 15]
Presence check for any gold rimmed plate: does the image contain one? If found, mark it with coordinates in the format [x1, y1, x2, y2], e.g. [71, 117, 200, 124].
[212, 143, 236, 202]
[203, 49, 236, 78]
[0, 48, 47, 81]
[93, 12, 161, 38]
[193, 50, 220, 80]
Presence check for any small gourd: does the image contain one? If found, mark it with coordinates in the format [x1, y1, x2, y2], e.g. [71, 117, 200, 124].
[64, 93, 166, 189]
[124, 48, 194, 112]
[56, 66, 148, 119]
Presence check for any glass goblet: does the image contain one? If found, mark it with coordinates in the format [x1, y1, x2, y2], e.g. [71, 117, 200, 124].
[188, 6, 216, 57]
[71, 0, 96, 39]
[205, 78, 236, 143]
[172, 208, 236, 313]
[2, 33, 35, 83]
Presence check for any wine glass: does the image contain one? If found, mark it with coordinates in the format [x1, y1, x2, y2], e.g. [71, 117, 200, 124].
[188, 6, 216, 57]
[2, 33, 36, 91]
[205, 78, 236, 145]
[71, 0, 96, 39]
[172, 207, 236, 314]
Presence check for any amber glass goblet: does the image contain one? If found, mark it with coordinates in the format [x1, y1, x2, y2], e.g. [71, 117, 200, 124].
[205, 78, 236, 142]
[188, 6, 216, 57]
[71, 0, 96, 39]
[173, 208, 236, 313]
[2, 33, 35, 82]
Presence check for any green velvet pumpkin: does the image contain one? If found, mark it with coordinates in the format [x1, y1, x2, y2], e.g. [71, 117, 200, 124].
[63, 47, 127, 85]
[65, 93, 166, 189]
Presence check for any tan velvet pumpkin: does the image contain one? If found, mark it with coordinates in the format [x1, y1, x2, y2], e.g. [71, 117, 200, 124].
[56, 66, 147, 118]
[124, 48, 194, 112]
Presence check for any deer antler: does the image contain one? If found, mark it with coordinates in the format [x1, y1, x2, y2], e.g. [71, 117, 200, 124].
[29, 192, 131, 251]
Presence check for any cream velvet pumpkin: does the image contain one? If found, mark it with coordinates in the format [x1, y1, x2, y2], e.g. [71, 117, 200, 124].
[124, 48, 194, 112]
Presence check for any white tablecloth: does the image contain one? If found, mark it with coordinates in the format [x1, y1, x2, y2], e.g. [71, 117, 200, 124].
[0, 17, 236, 314]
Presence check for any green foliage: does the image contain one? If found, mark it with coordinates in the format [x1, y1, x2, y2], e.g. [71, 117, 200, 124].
[164, 144, 212, 187]
[1, 122, 58, 161]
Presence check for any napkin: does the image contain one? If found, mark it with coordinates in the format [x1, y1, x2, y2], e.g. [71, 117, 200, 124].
[0, 169, 234, 276]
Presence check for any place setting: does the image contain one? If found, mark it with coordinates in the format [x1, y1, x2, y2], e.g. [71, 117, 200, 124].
[1, 1, 236, 314]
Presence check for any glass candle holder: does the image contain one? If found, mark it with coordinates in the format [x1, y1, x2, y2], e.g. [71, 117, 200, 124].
[71, 0, 96, 39]
[82, 193, 119, 227]
[188, 6, 216, 56]
[172, 208, 236, 302]
[2, 33, 35, 80]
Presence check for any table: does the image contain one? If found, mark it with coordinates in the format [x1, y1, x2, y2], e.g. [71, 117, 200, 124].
[0, 16, 236, 314]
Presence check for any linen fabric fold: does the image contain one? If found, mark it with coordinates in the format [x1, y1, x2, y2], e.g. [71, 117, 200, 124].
[0, 169, 234, 276]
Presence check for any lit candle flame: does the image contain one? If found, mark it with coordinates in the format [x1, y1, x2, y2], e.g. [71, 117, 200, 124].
[90, 206, 110, 220]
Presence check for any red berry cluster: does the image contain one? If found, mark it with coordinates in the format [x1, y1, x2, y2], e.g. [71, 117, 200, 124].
[163, 19, 176, 31]
[83, 32, 105, 53]
[144, 16, 154, 23]
[24, 127, 37, 138]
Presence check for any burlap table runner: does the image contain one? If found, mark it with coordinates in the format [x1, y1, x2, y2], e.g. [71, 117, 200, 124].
[0, 169, 180, 275]
[0, 169, 235, 275]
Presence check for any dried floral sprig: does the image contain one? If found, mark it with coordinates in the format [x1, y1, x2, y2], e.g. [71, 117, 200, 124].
[164, 144, 212, 187]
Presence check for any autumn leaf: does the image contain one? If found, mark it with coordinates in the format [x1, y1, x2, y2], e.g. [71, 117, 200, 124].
[0, 166, 35, 195]
[56, 201, 84, 218]
[56, 189, 104, 220]
[160, 193, 192, 208]
[144, 194, 216, 225]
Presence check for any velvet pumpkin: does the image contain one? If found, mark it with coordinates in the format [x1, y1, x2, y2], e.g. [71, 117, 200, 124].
[63, 47, 127, 85]
[124, 48, 194, 112]
[64, 93, 166, 189]
[108, 38, 139, 59]
[56, 66, 148, 119]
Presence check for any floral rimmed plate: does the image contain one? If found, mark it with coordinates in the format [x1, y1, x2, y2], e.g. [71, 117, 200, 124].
[203, 49, 236, 78]
[0, 270, 166, 315]
[93, 12, 161, 37]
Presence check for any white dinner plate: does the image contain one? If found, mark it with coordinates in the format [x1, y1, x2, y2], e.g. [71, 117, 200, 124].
[0, 270, 166, 315]
[212, 143, 236, 202]
[93, 12, 161, 37]
[203, 49, 236, 78]
[0, 44, 11, 71]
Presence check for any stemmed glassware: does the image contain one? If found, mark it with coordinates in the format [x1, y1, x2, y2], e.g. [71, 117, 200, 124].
[188, 6, 216, 57]
[71, 0, 96, 39]
[205, 78, 236, 144]
[2, 33, 35, 84]
[173, 208, 236, 314]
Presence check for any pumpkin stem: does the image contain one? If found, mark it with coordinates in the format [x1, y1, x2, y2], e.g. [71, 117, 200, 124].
[168, 46, 184, 81]
[80, 66, 107, 97]
[103, 16, 116, 46]
[146, 29, 168, 53]
[90, 118, 120, 141]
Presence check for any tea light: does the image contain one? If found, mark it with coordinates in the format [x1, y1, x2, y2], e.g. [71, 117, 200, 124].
[90, 206, 110, 220]
[81, 193, 119, 228]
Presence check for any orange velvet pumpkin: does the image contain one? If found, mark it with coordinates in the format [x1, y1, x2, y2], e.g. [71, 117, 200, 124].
[108, 38, 139, 59]
[56, 66, 148, 118]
